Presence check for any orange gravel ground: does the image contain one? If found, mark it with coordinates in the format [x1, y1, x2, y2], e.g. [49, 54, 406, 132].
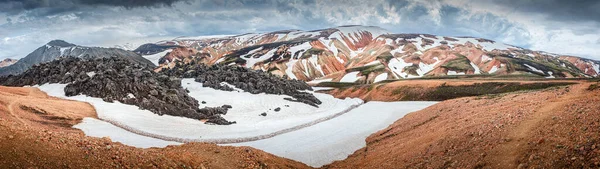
[2, 80, 599, 168]
[326, 82, 600, 168]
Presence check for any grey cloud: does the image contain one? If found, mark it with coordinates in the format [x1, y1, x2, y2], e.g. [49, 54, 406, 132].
[488, 0, 600, 23]
[0, 0, 186, 15]
[0, 0, 598, 60]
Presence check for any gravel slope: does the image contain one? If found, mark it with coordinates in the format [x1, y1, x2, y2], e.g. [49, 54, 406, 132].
[326, 82, 600, 168]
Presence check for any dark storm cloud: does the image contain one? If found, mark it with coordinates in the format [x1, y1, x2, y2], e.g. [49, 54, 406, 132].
[490, 0, 600, 23]
[0, 0, 186, 14]
[1, 0, 599, 60]
[80, 0, 185, 7]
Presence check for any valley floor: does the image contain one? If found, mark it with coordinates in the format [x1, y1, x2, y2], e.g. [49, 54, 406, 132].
[36, 80, 437, 167]
[0, 86, 309, 168]
[1, 79, 599, 168]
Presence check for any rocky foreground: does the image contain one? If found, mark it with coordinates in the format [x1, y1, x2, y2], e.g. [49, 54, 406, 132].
[1, 76, 598, 168]
[0, 57, 235, 124]
[0, 57, 322, 124]
[0, 86, 309, 168]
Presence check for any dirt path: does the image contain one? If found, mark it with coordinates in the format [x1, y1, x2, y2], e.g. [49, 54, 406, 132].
[96, 103, 363, 144]
[490, 87, 583, 167]
[6, 88, 31, 126]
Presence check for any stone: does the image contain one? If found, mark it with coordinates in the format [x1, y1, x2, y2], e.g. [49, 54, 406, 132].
[0, 57, 235, 125]
[161, 60, 322, 107]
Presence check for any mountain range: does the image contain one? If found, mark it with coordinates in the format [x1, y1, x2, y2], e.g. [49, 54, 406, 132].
[2, 25, 600, 168]
[133, 25, 600, 84]
[1, 25, 599, 82]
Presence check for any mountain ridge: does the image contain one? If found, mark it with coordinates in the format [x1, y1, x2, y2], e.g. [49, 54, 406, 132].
[0, 40, 155, 76]
[136, 25, 599, 83]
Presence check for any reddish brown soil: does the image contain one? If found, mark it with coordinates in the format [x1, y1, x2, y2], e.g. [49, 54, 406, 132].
[326, 82, 600, 168]
[325, 79, 581, 102]
[0, 86, 309, 169]
[3, 81, 600, 168]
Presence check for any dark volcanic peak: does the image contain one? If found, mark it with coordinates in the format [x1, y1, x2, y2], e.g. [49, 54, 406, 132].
[133, 43, 180, 55]
[0, 41, 154, 77]
[0, 57, 235, 125]
[47, 40, 76, 47]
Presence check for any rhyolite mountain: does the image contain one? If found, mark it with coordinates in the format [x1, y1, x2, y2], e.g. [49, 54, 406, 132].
[0, 40, 155, 76]
[0, 58, 17, 68]
[138, 25, 600, 84]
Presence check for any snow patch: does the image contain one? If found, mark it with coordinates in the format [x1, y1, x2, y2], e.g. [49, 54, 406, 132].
[308, 54, 325, 76]
[37, 80, 363, 143]
[390, 45, 405, 55]
[340, 71, 360, 83]
[285, 60, 299, 79]
[228, 101, 438, 167]
[416, 57, 440, 76]
[307, 78, 333, 85]
[288, 42, 311, 58]
[447, 70, 465, 75]
[373, 73, 388, 83]
[546, 71, 555, 78]
[215, 57, 225, 63]
[470, 62, 481, 74]
[364, 60, 380, 66]
[481, 55, 492, 62]
[74, 118, 182, 148]
[388, 57, 415, 78]
[243, 47, 273, 68]
[593, 63, 600, 76]
[524, 64, 544, 74]
[489, 65, 499, 74]
[86, 72, 96, 78]
[143, 49, 172, 66]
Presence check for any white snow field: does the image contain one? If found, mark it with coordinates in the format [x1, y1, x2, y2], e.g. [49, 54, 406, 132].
[74, 118, 182, 148]
[36, 81, 437, 167]
[142, 49, 172, 66]
[36, 79, 363, 143]
[227, 101, 438, 167]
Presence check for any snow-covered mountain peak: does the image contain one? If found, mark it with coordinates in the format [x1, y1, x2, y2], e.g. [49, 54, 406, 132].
[135, 25, 600, 81]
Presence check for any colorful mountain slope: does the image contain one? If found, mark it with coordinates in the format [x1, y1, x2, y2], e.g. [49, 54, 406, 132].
[138, 26, 600, 83]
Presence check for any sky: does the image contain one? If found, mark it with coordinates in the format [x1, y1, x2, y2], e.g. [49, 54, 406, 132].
[1, 0, 599, 60]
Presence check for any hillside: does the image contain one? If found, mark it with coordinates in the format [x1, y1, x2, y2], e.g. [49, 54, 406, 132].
[137, 25, 600, 84]
[326, 81, 600, 168]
